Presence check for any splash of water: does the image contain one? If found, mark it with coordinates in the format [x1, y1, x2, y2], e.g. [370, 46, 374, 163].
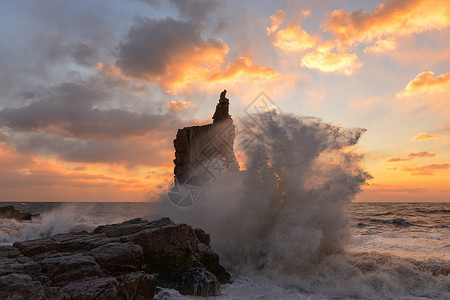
[159, 112, 450, 298]
[160, 113, 370, 270]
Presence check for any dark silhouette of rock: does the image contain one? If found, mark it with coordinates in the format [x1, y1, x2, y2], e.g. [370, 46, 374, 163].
[0, 217, 230, 299]
[213, 89, 230, 122]
[0, 205, 39, 221]
[173, 90, 239, 184]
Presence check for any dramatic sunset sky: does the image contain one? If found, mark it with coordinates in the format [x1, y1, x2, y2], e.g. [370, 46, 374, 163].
[0, 0, 449, 202]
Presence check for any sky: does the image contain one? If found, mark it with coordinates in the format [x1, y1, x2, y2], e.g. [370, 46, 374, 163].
[0, 0, 449, 202]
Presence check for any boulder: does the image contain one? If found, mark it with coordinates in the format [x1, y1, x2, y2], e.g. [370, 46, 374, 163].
[1, 217, 229, 299]
[0, 273, 47, 300]
[0, 205, 38, 221]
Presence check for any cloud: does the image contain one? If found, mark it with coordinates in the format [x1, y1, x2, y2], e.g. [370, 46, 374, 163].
[0, 140, 169, 201]
[0, 82, 179, 139]
[363, 38, 397, 54]
[324, 0, 450, 52]
[169, 0, 220, 22]
[267, 9, 285, 35]
[136, 0, 220, 24]
[401, 163, 450, 176]
[267, 9, 317, 52]
[167, 100, 192, 113]
[397, 71, 450, 97]
[385, 151, 437, 162]
[5, 131, 174, 167]
[385, 157, 412, 162]
[208, 57, 278, 82]
[96, 62, 126, 78]
[411, 133, 439, 141]
[408, 151, 437, 157]
[272, 25, 317, 51]
[116, 17, 228, 90]
[300, 49, 361, 75]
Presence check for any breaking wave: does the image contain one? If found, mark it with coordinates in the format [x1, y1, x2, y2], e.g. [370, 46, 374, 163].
[159, 112, 450, 299]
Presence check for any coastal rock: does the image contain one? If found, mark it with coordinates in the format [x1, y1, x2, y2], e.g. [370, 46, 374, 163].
[1, 217, 229, 299]
[173, 90, 239, 185]
[0, 205, 39, 221]
[0, 273, 47, 300]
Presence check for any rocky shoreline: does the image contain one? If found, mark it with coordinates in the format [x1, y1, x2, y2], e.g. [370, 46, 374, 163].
[0, 217, 231, 299]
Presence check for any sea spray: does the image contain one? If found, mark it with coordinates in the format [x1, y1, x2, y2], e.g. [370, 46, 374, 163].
[16, 203, 142, 241]
[160, 112, 370, 267]
[159, 112, 450, 298]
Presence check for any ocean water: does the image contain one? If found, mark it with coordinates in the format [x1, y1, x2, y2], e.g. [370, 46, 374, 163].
[1, 201, 449, 299]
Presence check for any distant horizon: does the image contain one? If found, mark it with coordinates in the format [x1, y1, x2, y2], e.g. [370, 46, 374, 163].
[1, 200, 448, 203]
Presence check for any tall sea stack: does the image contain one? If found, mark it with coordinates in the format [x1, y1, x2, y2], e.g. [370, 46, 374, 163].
[173, 90, 239, 184]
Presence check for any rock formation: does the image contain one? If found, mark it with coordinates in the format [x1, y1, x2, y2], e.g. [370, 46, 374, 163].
[0, 217, 230, 299]
[0, 205, 39, 221]
[173, 90, 239, 185]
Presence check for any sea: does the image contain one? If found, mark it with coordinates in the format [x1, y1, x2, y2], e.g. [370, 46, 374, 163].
[0, 201, 449, 299]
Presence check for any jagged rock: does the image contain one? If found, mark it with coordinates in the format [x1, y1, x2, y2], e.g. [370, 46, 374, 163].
[40, 253, 103, 285]
[61, 277, 120, 299]
[1, 217, 229, 299]
[176, 267, 220, 296]
[89, 242, 143, 275]
[173, 90, 239, 185]
[117, 271, 156, 300]
[0, 205, 39, 221]
[0, 273, 47, 300]
[212, 90, 231, 122]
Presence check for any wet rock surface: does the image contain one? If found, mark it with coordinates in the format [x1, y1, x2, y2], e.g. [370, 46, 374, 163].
[0, 217, 230, 299]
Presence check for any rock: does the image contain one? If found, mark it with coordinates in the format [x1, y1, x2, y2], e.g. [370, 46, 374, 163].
[89, 242, 143, 275]
[212, 89, 231, 122]
[61, 277, 119, 300]
[0, 205, 39, 221]
[0, 273, 47, 300]
[173, 90, 239, 185]
[2, 217, 229, 298]
[117, 271, 156, 300]
[40, 253, 103, 285]
[177, 267, 220, 296]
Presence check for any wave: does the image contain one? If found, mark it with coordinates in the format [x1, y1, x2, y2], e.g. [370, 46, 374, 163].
[157, 113, 450, 299]
[0, 203, 137, 243]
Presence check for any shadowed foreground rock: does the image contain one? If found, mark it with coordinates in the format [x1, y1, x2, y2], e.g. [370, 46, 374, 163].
[0, 217, 230, 299]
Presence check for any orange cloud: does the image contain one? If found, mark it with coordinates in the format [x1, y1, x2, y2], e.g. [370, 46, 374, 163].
[385, 157, 412, 162]
[208, 57, 279, 83]
[268, 9, 318, 52]
[0, 140, 171, 202]
[397, 71, 450, 97]
[411, 133, 438, 141]
[324, 0, 450, 52]
[363, 38, 397, 54]
[408, 151, 437, 157]
[151, 43, 228, 90]
[401, 163, 449, 176]
[167, 100, 192, 113]
[96, 62, 126, 78]
[300, 49, 361, 75]
[272, 25, 317, 51]
[267, 9, 285, 35]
